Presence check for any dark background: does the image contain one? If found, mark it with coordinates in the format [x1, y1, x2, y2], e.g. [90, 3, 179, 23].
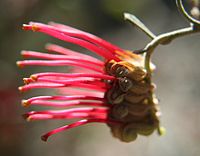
[0, 0, 200, 156]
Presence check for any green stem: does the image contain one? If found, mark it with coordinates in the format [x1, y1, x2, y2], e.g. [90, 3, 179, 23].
[144, 25, 200, 76]
[176, 0, 200, 25]
[124, 13, 156, 39]
[143, 0, 200, 76]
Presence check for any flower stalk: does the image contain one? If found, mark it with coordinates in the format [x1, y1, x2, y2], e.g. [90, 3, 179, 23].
[125, 0, 200, 77]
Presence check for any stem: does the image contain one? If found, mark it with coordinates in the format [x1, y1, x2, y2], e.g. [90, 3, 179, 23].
[142, 0, 200, 76]
[125, 0, 200, 136]
[124, 13, 156, 39]
[176, 0, 200, 25]
[144, 25, 200, 75]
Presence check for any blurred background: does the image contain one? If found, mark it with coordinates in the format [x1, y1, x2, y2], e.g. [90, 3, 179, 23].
[0, 0, 200, 156]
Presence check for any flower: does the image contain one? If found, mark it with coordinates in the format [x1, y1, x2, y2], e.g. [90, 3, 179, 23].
[18, 22, 162, 142]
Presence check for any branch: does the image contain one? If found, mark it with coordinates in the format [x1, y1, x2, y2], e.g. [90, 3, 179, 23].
[143, 0, 200, 76]
[176, 0, 200, 26]
[124, 13, 156, 39]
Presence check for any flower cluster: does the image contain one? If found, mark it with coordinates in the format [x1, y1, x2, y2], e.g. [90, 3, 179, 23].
[18, 22, 161, 142]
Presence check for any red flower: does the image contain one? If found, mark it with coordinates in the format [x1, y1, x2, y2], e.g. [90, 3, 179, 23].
[18, 22, 161, 142]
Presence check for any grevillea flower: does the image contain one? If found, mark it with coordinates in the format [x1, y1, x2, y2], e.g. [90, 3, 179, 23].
[18, 22, 162, 142]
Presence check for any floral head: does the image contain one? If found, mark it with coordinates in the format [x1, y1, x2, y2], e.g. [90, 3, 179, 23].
[18, 21, 162, 142]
